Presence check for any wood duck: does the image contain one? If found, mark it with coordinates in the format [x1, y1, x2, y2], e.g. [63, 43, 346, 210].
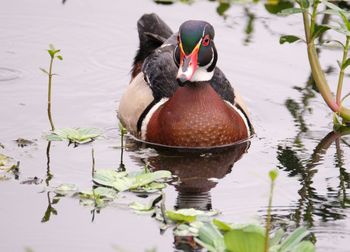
[118, 14, 253, 148]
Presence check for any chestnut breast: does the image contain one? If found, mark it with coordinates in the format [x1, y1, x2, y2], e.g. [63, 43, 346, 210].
[146, 83, 249, 147]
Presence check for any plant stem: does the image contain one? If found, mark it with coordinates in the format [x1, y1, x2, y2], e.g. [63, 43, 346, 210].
[264, 177, 275, 252]
[47, 56, 55, 131]
[336, 36, 350, 106]
[302, 9, 340, 112]
[301, 4, 350, 122]
[310, 0, 319, 37]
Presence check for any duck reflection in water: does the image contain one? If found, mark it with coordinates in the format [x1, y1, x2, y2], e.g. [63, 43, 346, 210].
[126, 139, 250, 250]
[147, 142, 250, 211]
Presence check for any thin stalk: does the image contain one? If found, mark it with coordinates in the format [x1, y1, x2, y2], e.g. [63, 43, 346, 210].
[47, 56, 55, 131]
[301, 5, 350, 122]
[264, 177, 276, 252]
[336, 36, 350, 106]
[310, 0, 320, 36]
[302, 10, 340, 112]
[91, 147, 95, 177]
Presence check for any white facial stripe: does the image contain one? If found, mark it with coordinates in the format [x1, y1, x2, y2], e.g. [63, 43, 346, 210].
[190, 47, 215, 82]
[225, 101, 251, 136]
[141, 98, 169, 140]
[191, 67, 214, 82]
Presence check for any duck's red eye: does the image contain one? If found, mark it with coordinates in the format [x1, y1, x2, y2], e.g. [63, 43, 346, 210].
[202, 35, 210, 46]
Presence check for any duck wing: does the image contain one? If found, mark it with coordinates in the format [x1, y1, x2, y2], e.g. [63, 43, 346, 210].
[132, 13, 173, 77]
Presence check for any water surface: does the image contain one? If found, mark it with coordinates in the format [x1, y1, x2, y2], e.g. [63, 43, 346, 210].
[1, 0, 350, 251]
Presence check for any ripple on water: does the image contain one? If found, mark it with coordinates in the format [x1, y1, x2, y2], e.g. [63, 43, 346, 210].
[0, 67, 21, 81]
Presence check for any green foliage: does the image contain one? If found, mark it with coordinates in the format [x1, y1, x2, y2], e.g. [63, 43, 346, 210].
[278, 7, 304, 16]
[312, 25, 330, 40]
[195, 220, 315, 252]
[0, 153, 18, 173]
[93, 168, 171, 192]
[79, 187, 117, 208]
[47, 44, 63, 61]
[279, 35, 302, 44]
[130, 194, 163, 213]
[269, 169, 279, 182]
[46, 127, 102, 146]
[54, 183, 78, 196]
[166, 208, 219, 224]
[224, 224, 265, 252]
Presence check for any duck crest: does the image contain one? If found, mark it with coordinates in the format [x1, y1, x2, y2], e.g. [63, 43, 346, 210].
[143, 82, 250, 147]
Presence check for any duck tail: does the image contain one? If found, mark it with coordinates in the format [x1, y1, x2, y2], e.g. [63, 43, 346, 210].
[131, 13, 173, 78]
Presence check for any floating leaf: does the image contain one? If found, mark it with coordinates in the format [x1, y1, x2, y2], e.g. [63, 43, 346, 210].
[93, 169, 128, 188]
[93, 169, 171, 192]
[54, 183, 78, 195]
[280, 35, 302, 44]
[224, 224, 265, 252]
[166, 208, 217, 223]
[56, 55, 63, 60]
[46, 127, 103, 145]
[0, 154, 18, 172]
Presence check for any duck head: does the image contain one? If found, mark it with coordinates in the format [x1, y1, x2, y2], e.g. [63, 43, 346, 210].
[174, 20, 218, 86]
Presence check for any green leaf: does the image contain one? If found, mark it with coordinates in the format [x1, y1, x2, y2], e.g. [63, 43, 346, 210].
[0, 154, 18, 172]
[166, 208, 218, 224]
[213, 218, 232, 232]
[224, 224, 265, 252]
[322, 0, 343, 13]
[56, 55, 63, 60]
[46, 127, 103, 145]
[216, 2, 230, 16]
[278, 8, 304, 16]
[269, 169, 279, 182]
[312, 25, 330, 39]
[324, 24, 350, 36]
[342, 58, 350, 70]
[195, 221, 225, 252]
[270, 228, 285, 247]
[280, 35, 302, 44]
[93, 169, 171, 192]
[40, 68, 49, 75]
[54, 183, 78, 196]
[340, 11, 350, 31]
[279, 227, 310, 251]
[297, 0, 309, 9]
[93, 169, 128, 188]
[166, 209, 199, 223]
[291, 240, 315, 252]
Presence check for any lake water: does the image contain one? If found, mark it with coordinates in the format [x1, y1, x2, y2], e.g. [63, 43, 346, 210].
[1, 0, 350, 251]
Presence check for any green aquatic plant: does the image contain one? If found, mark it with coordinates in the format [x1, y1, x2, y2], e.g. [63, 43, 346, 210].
[46, 127, 102, 146]
[280, 0, 350, 126]
[40, 44, 63, 131]
[193, 169, 315, 252]
[93, 167, 171, 192]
